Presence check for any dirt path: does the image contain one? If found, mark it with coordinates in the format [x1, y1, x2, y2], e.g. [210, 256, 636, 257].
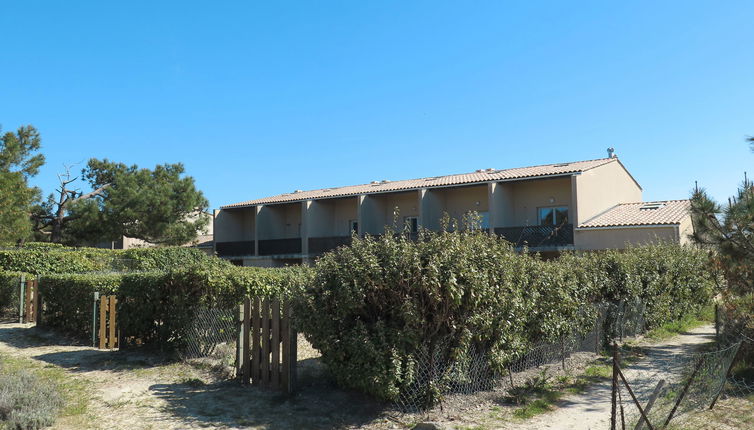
[507, 324, 716, 430]
[0, 322, 388, 430]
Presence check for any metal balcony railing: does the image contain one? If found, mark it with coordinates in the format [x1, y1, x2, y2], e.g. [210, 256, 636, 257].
[258, 238, 302, 256]
[308, 236, 353, 254]
[493, 224, 574, 248]
[215, 241, 255, 257]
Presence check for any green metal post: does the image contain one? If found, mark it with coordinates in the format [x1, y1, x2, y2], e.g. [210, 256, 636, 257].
[92, 292, 99, 347]
[18, 275, 25, 324]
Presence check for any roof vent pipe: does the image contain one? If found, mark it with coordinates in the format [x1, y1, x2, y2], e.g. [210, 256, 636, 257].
[607, 147, 616, 158]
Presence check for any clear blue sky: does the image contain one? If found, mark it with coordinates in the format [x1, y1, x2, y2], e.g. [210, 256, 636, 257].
[2, 1, 752, 209]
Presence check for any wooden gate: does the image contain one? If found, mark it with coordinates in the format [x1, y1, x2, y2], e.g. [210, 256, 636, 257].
[238, 296, 297, 393]
[19, 277, 40, 324]
[98, 295, 119, 349]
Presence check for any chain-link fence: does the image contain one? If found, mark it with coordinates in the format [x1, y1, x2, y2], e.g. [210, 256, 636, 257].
[393, 300, 637, 412]
[614, 341, 741, 429]
[179, 306, 239, 377]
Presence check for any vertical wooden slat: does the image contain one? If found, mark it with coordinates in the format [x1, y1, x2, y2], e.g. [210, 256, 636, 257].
[251, 297, 261, 385]
[281, 300, 290, 390]
[261, 298, 271, 387]
[25, 280, 33, 323]
[287, 302, 297, 394]
[99, 296, 107, 349]
[241, 297, 251, 384]
[236, 303, 243, 378]
[32, 279, 41, 325]
[108, 296, 117, 349]
[271, 299, 281, 388]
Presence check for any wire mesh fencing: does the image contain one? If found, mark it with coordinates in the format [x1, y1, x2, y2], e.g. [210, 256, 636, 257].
[179, 306, 239, 376]
[393, 305, 608, 412]
[612, 341, 741, 430]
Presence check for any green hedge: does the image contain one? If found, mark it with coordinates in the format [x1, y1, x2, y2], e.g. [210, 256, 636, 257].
[37, 273, 121, 336]
[560, 244, 717, 329]
[0, 247, 114, 275]
[294, 231, 715, 403]
[0, 243, 220, 274]
[0, 271, 27, 317]
[35, 255, 311, 349]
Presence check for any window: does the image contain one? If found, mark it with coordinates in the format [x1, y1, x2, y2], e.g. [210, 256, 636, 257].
[404, 216, 419, 233]
[539, 206, 568, 226]
[349, 219, 359, 234]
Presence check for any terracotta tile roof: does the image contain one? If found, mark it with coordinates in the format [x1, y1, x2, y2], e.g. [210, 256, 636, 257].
[223, 157, 617, 208]
[577, 200, 691, 228]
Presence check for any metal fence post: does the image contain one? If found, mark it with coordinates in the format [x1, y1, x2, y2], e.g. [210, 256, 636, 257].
[18, 275, 25, 324]
[611, 342, 618, 430]
[92, 292, 99, 347]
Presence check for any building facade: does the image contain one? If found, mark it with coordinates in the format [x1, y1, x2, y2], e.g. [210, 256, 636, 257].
[214, 154, 692, 267]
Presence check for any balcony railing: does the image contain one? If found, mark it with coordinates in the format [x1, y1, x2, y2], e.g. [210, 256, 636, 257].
[308, 236, 353, 255]
[494, 224, 574, 248]
[258, 238, 302, 256]
[215, 241, 255, 257]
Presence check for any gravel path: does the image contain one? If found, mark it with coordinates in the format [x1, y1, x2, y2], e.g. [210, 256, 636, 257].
[508, 324, 716, 430]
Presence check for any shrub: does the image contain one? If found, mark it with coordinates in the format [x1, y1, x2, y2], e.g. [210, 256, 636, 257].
[0, 272, 27, 317]
[563, 244, 717, 329]
[295, 231, 715, 403]
[117, 264, 311, 349]
[0, 365, 64, 429]
[120, 247, 214, 271]
[37, 273, 121, 336]
[0, 246, 114, 275]
[294, 230, 597, 402]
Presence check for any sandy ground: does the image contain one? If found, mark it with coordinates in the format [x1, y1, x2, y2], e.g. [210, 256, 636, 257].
[0, 321, 736, 430]
[0, 322, 391, 430]
[507, 325, 717, 430]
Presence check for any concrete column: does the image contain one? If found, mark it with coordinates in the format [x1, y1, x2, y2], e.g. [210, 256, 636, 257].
[420, 188, 443, 231]
[570, 175, 580, 226]
[489, 182, 515, 228]
[301, 201, 311, 255]
[254, 206, 261, 256]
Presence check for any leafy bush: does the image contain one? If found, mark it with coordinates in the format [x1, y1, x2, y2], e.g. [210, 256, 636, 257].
[562, 244, 717, 329]
[295, 230, 597, 402]
[0, 272, 26, 318]
[120, 247, 214, 271]
[295, 231, 715, 403]
[0, 364, 64, 429]
[37, 273, 121, 336]
[0, 247, 114, 275]
[117, 264, 311, 349]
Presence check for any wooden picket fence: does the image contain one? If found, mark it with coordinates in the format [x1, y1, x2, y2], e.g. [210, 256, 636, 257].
[238, 296, 297, 393]
[97, 295, 119, 349]
[19, 276, 40, 324]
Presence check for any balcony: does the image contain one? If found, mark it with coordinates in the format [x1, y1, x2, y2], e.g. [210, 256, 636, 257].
[308, 236, 352, 255]
[215, 241, 255, 257]
[494, 224, 574, 248]
[258, 238, 302, 256]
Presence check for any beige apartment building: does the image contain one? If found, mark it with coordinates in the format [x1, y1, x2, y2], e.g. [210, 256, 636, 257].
[214, 152, 693, 267]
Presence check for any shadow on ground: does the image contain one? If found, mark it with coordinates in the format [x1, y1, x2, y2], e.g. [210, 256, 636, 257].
[149, 361, 387, 430]
[0, 324, 168, 372]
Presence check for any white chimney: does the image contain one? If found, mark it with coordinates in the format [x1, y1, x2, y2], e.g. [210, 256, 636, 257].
[607, 147, 616, 158]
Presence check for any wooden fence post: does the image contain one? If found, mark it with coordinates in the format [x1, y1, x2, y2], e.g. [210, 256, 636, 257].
[24, 279, 33, 323]
[241, 297, 251, 384]
[18, 275, 25, 324]
[108, 296, 117, 349]
[251, 297, 260, 385]
[99, 295, 107, 349]
[261, 298, 271, 387]
[33, 277, 41, 325]
[286, 301, 296, 394]
[271, 299, 281, 389]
